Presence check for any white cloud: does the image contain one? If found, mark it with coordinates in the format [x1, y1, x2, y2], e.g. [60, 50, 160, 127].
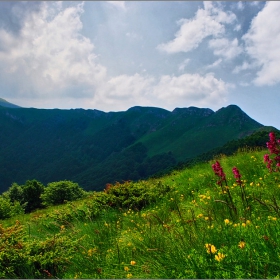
[0, 2, 107, 97]
[106, 1, 126, 11]
[243, 2, 280, 86]
[209, 38, 242, 60]
[237, 2, 244, 11]
[178, 58, 190, 72]
[232, 61, 256, 74]
[90, 72, 230, 111]
[234, 24, 241, 32]
[205, 59, 222, 69]
[157, 1, 236, 54]
[152, 73, 229, 109]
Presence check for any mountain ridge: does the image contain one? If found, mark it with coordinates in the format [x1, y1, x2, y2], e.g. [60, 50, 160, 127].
[0, 101, 275, 193]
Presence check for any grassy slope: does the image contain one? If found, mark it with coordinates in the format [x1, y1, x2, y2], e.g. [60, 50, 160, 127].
[1, 147, 280, 278]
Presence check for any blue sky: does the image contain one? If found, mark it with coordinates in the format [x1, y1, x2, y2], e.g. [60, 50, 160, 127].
[0, 1, 279, 129]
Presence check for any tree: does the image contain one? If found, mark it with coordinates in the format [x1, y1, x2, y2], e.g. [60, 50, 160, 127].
[41, 180, 86, 206]
[21, 180, 45, 213]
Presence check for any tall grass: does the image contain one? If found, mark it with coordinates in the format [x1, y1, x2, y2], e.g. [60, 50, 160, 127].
[1, 147, 280, 278]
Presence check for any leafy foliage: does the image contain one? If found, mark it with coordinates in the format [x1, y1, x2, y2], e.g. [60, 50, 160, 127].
[4, 180, 44, 213]
[41, 180, 86, 206]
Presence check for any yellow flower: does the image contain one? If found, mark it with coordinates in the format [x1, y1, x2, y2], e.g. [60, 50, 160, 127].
[215, 252, 226, 262]
[197, 213, 204, 218]
[88, 247, 97, 256]
[127, 273, 133, 278]
[205, 243, 217, 254]
[246, 220, 251, 225]
[238, 241, 246, 249]
[224, 219, 230, 225]
[124, 266, 129, 272]
[60, 225, 65, 231]
[205, 217, 209, 221]
[130, 260, 136, 266]
[242, 223, 246, 227]
[250, 182, 254, 186]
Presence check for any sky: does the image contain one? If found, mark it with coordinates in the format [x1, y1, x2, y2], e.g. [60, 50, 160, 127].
[0, 1, 279, 129]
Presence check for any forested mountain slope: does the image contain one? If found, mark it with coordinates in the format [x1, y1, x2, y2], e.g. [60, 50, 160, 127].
[0, 102, 270, 192]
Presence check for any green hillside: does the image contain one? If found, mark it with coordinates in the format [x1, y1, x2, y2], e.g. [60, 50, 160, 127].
[0, 103, 272, 193]
[1, 132, 280, 278]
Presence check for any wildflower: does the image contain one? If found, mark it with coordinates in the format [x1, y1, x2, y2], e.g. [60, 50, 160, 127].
[215, 252, 226, 262]
[205, 243, 217, 254]
[250, 182, 254, 186]
[124, 266, 130, 272]
[60, 225, 65, 231]
[212, 161, 226, 185]
[197, 213, 204, 218]
[232, 167, 242, 184]
[130, 261, 136, 265]
[88, 249, 94, 256]
[242, 223, 246, 227]
[246, 220, 251, 225]
[238, 241, 246, 249]
[224, 219, 230, 225]
[265, 132, 280, 172]
[127, 273, 133, 278]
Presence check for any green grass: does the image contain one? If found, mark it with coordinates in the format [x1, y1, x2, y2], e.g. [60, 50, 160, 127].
[1, 148, 280, 278]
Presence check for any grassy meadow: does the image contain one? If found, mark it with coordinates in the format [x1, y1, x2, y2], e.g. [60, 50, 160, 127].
[1, 146, 280, 278]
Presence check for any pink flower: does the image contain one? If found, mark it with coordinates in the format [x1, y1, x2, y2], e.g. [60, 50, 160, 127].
[232, 167, 242, 184]
[264, 154, 270, 162]
[212, 161, 226, 185]
[264, 132, 280, 172]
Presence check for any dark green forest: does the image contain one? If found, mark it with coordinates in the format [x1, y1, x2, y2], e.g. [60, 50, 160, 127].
[0, 102, 277, 193]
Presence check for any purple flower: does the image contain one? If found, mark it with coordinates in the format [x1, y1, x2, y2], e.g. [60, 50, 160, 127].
[232, 167, 242, 184]
[212, 161, 226, 185]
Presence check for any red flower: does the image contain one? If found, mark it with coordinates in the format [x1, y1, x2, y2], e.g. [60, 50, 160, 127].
[212, 161, 226, 185]
[232, 167, 242, 184]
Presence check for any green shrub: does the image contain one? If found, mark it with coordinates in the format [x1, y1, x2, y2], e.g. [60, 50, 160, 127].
[0, 196, 25, 220]
[22, 180, 45, 213]
[0, 196, 12, 219]
[5, 180, 45, 213]
[41, 180, 86, 206]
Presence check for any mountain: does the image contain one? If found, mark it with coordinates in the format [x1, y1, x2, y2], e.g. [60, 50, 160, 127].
[0, 98, 21, 108]
[0, 103, 274, 193]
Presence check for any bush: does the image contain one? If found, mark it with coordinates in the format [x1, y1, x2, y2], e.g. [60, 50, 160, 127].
[41, 180, 86, 206]
[0, 196, 12, 219]
[5, 180, 45, 213]
[0, 196, 24, 220]
[22, 180, 45, 213]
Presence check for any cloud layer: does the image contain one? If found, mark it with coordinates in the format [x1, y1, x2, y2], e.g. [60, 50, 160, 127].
[0, 1, 279, 114]
[0, 2, 230, 111]
[157, 2, 236, 54]
[243, 1, 280, 86]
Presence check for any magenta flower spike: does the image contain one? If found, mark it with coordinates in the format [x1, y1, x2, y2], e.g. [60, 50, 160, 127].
[232, 167, 242, 184]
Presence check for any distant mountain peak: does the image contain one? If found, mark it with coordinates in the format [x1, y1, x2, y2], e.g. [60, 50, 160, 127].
[0, 98, 21, 108]
[172, 107, 214, 117]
